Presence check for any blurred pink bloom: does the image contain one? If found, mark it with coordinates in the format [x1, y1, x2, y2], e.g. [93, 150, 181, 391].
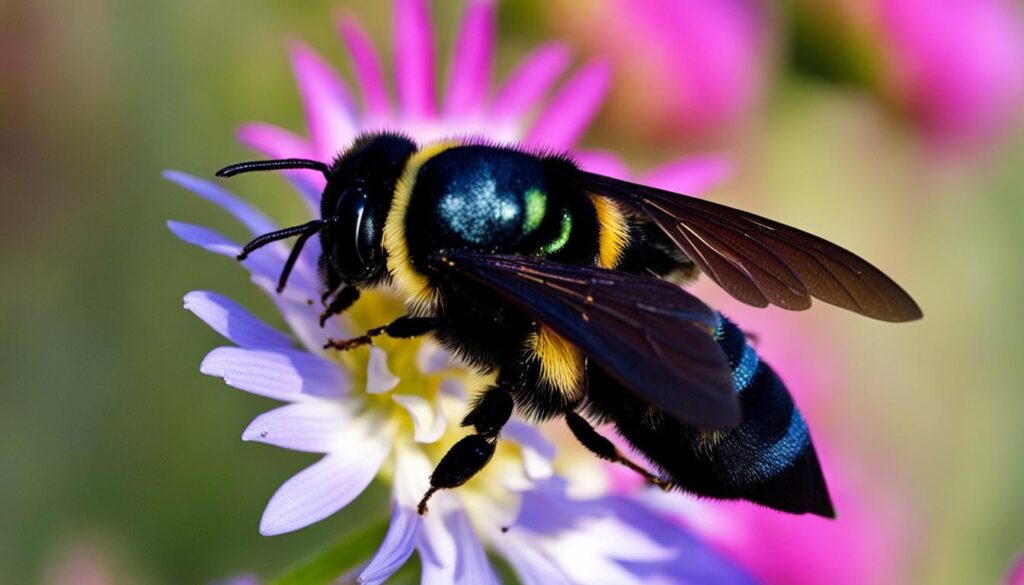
[879, 0, 1024, 149]
[1008, 551, 1024, 585]
[561, 0, 769, 140]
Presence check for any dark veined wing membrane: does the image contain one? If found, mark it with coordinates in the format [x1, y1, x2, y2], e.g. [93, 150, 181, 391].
[572, 171, 923, 322]
[429, 251, 741, 430]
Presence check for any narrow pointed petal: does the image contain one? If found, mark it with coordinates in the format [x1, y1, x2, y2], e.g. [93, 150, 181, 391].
[184, 291, 293, 349]
[243, 401, 352, 452]
[167, 221, 281, 284]
[491, 533, 572, 585]
[338, 14, 391, 120]
[236, 122, 325, 205]
[394, 0, 437, 119]
[259, 430, 389, 535]
[366, 347, 400, 394]
[358, 501, 421, 585]
[444, 0, 495, 117]
[392, 393, 446, 443]
[164, 171, 278, 235]
[167, 221, 241, 258]
[200, 346, 349, 401]
[490, 43, 571, 121]
[572, 149, 631, 180]
[290, 41, 358, 157]
[526, 59, 610, 150]
[642, 154, 733, 195]
[419, 496, 499, 585]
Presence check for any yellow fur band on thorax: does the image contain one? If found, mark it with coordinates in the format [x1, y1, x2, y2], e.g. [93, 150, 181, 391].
[383, 140, 461, 313]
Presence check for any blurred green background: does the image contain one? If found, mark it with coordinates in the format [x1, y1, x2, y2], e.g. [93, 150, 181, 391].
[1, 1, 1022, 584]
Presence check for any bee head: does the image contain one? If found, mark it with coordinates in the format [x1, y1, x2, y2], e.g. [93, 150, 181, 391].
[216, 132, 417, 292]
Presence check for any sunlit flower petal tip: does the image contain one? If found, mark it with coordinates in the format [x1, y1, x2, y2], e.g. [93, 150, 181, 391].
[169, 0, 745, 582]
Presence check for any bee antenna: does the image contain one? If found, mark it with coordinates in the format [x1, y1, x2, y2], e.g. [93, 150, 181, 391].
[216, 158, 332, 182]
[237, 219, 331, 293]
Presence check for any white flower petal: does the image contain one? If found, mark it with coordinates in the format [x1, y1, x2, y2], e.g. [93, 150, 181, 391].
[184, 291, 293, 349]
[366, 347, 399, 394]
[392, 394, 446, 443]
[259, 427, 389, 535]
[201, 347, 349, 401]
[358, 501, 422, 585]
[242, 402, 352, 452]
[504, 420, 556, 481]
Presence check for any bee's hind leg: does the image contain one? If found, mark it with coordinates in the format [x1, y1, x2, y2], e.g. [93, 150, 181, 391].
[565, 411, 672, 491]
[417, 383, 514, 515]
[324, 315, 444, 350]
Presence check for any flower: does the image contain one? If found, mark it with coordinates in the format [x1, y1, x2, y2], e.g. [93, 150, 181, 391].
[878, 0, 1024, 150]
[547, 0, 770, 141]
[168, 0, 746, 583]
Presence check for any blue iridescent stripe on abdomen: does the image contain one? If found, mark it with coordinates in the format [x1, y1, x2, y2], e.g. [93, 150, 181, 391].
[712, 313, 811, 482]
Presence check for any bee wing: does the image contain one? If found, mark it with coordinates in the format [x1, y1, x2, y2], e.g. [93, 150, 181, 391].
[430, 251, 741, 430]
[571, 170, 922, 322]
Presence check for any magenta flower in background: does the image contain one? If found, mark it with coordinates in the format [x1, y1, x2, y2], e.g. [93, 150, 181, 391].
[1008, 551, 1024, 585]
[169, 0, 751, 583]
[879, 0, 1024, 150]
[550, 0, 769, 141]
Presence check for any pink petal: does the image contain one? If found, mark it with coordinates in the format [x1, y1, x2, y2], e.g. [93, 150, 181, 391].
[444, 0, 495, 117]
[572, 149, 631, 180]
[184, 291, 293, 350]
[289, 41, 358, 158]
[237, 122, 325, 206]
[337, 13, 392, 120]
[200, 346, 349, 401]
[490, 43, 571, 122]
[641, 155, 733, 195]
[526, 59, 611, 151]
[259, 434, 389, 535]
[394, 0, 437, 119]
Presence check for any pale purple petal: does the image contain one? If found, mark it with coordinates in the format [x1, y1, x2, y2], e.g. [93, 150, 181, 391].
[572, 149, 631, 180]
[439, 378, 467, 400]
[290, 41, 358, 158]
[200, 346, 349, 401]
[490, 43, 571, 121]
[259, 432, 390, 535]
[242, 401, 352, 452]
[418, 495, 499, 585]
[236, 122, 324, 205]
[338, 14, 392, 120]
[167, 221, 280, 283]
[184, 291, 293, 349]
[503, 420, 556, 480]
[444, 0, 495, 117]
[358, 501, 421, 585]
[526, 59, 610, 150]
[392, 393, 446, 443]
[167, 221, 241, 258]
[491, 534, 572, 585]
[270, 293, 348, 357]
[366, 347, 400, 394]
[394, 0, 437, 119]
[641, 154, 733, 195]
[163, 171, 278, 235]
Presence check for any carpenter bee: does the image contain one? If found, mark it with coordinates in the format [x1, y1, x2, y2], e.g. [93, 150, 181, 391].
[216, 132, 921, 518]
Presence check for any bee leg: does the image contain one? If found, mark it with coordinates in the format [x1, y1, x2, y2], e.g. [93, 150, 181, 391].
[418, 385, 513, 515]
[318, 286, 359, 327]
[324, 316, 443, 350]
[565, 411, 672, 491]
